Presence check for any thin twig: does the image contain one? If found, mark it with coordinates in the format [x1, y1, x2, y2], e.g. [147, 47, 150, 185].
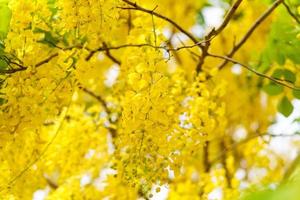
[203, 141, 211, 172]
[0, 53, 59, 74]
[218, 0, 283, 69]
[119, 0, 199, 44]
[78, 86, 117, 137]
[282, 0, 300, 24]
[197, 0, 244, 72]
[207, 0, 244, 38]
[208, 53, 300, 90]
[102, 42, 121, 65]
[85, 41, 208, 61]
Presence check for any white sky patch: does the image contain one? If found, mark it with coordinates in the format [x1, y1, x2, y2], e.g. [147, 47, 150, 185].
[235, 168, 246, 180]
[268, 100, 300, 135]
[233, 126, 248, 142]
[107, 132, 115, 154]
[84, 149, 96, 159]
[202, 7, 225, 28]
[98, 52, 105, 61]
[171, 32, 189, 46]
[151, 184, 169, 200]
[208, 187, 223, 200]
[166, 166, 175, 180]
[33, 188, 50, 200]
[231, 64, 242, 75]
[267, 100, 300, 161]
[80, 173, 92, 187]
[248, 167, 267, 183]
[162, 28, 172, 39]
[179, 112, 193, 129]
[209, 0, 229, 8]
[190, 24, 205, 38]
[94, 168, 117, 191]
[104, 64, 120, 87]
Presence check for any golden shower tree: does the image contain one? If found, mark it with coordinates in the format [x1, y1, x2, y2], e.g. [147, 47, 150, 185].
[1, 0, 300, 199]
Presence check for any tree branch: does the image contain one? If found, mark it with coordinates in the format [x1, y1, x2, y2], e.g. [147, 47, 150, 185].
[119, 0, 199, 44]
[283, 0, 300, 24]
[218, 0, 283, 69]
[102, 42, 121, 65]
[197, 0, 244, 72]
[208, 53, 300, 90]
[0, 53, 59, 74]
[207, 0, 244, 38]
[78, 86, 117, 137]
[85, 41, 208, 61]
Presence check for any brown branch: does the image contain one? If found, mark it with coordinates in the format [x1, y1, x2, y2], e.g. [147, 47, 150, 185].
[78, 86, 117, 137]
[45, 176, 58, 189]
[127, 10, 133, 34]
[0, 53, 59, 74]
[207, 0, 244, 38]
[283, 1, 300, 24]
[208, 53, 300, 90]
[218, 0, 283, 69]
[102, 43, 121, 65]
[1, 41, 208, 74]
[196, 0, 244, 72]
[221, 140, 232, 188]
[78, 86, 109, 113]
[203, 141, 211, 172]
[85, 41, 208, 61]
[120, 0, 199, 44]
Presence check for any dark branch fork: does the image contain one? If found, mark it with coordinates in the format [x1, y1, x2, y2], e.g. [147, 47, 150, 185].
[196, 0, 244, 72]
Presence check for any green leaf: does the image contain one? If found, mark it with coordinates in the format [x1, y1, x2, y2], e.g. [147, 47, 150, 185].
[259, 8, 300, 71]
[293, 89, 300, 99]
[0, 97, 6, 105]
[263, 83, 283, 96]
[278, 96, 294, 117]
[0, 3, 12, 40]
[0, 58, 7, 70]
[272, 69, 284, 79]
[34, 28, 59, 47]
[283, 69, 296, 83]
[243, 189, 274, 200]
[197, 12, 205, 25]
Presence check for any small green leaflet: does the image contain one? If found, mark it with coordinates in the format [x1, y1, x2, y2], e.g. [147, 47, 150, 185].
[0, 1, 12, 40]
[293, 89, 300, 99]
[259, 7, 300, 71]
[283, 70, 296, 83]
[263, 83, 283, 96]
[278, 96, 294, 117]
[271, 69, 296, 83]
